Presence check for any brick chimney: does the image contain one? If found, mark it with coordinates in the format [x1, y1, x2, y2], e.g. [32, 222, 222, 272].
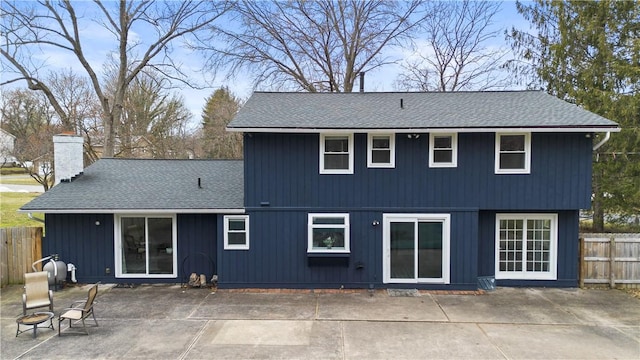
[53, 133, 84, 186]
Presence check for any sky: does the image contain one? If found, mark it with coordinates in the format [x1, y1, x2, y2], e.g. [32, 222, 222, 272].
[2, 1, 532, 130]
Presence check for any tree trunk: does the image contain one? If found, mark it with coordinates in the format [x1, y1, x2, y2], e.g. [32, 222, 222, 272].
[592, 167, 605, 232]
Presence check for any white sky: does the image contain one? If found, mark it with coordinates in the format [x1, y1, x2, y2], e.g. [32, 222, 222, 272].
[2, 1, 531, 129]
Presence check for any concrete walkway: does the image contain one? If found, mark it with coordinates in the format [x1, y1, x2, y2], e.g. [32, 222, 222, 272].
[1, 284, 639, 359]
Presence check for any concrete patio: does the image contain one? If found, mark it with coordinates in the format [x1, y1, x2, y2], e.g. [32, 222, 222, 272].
[1, 284, 639, 359]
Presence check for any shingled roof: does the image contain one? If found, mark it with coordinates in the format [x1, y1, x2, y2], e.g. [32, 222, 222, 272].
[20, 159, 244, 213]
[228, 91, 619, 131]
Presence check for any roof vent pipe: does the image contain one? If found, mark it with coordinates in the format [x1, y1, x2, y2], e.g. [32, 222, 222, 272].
[359, 72, 365, 92]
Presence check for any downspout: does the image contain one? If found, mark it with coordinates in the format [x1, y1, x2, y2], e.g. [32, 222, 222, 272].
[592, 132, 611, 151]
[28, 213, 45, 223]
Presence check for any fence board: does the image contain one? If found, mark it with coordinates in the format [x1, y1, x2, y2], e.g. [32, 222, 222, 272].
[580, 233, 640, 288]
[0, 227, 43, 287]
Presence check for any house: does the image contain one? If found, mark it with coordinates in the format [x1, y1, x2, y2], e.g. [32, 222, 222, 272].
[21, 91, 619, 290]
[0, 128, 17, 166]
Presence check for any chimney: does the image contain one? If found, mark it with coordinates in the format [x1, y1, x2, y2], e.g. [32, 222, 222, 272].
[53, 133, 84, 186]
[359, 72, 365, 92]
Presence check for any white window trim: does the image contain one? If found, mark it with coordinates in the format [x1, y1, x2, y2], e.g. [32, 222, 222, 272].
[495, 213, 558, 280]
[114, 214, 178, 278]
[367, 133, 395, 168]
[224, 215, 250, 250]
[429, 133, 458, 168]
[307, 213, 350, 253]
[495, 132, 531, 174]
[320, 133, 354, 174]
[382, 213, 451, 284]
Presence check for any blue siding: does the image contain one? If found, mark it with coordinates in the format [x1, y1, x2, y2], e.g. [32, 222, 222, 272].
[477, 210, 579, 287]
[178, 214, 217, 283]
[217, 209, 478, 290]
[244, 132, 592, 210]
[44, 214, 114, 284]
[44, 213, 217, 284]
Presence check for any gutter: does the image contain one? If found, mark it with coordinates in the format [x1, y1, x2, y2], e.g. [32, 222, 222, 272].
[28, 213, 45, 223]
[592, 131, 611, 151]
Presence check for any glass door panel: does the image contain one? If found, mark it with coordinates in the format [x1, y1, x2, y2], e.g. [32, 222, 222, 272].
[121, 217, 146, 274]
[390, 222, 414, 279]
[418, 222, 443, 279]
[148, 218, 173, 274]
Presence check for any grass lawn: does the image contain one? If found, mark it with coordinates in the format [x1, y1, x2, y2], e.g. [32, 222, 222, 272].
[0, 174, 42, 186]
[0, 192, 44, 228]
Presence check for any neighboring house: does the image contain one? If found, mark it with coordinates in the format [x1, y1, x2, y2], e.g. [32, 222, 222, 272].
[21, 91, 619, 290]
[0, 128, 17, 165]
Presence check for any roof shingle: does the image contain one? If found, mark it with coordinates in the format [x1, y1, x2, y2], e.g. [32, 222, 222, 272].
[20, 159, 243, 212]
[228, 91, 619, 130]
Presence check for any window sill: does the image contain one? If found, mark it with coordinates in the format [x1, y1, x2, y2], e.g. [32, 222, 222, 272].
[307, 252, 350, 258]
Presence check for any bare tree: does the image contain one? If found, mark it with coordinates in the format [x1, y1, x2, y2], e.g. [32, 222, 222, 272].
[196, 0, 424, 92]
[47, 69, 101, 136]
[0, 89, 58, 190]
[395, 0, 509, 91]
[116, 71, 193, 159]
[1, 0, 230, 157]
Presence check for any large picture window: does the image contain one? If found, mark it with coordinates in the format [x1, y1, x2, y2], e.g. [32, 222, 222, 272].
[429, 133, 457, 168]
[115, 214, 177, 278]
[308, 213, 350, 253]
[495, 213, 557, 280]
[367, 134, 395, 168]
[320, 134, 353, 174]
[495, 133, 531, 174]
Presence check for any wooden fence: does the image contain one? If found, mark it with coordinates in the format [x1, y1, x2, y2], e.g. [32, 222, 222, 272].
[579, 233, 640, 288]
[0, 227, 43, 287]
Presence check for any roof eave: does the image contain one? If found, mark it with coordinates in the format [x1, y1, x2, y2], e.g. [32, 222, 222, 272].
[18, 208, 246, 214]
[227, 126, 621, 134]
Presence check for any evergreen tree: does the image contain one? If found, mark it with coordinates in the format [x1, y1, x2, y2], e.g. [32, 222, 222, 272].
[508, 0, 640, 230]
[201, 87, 243, 159]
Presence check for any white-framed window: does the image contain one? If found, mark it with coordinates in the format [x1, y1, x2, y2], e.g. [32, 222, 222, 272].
[429, 133, 457, 167]
[383, 213, 450, 284]
[495, 133, 531, 174]
[224, 215, 249, 250]
[367, 133, 395, 168]
[114, 214, 177, 278]
[320, 134, 353, 174]
[495, 213, 558, 280]
[308, 213, 350, 253]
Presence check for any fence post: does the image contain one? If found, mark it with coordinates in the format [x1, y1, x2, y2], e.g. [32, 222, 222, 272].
[609, 236, 615, 288]
[578, 237, 585, 288]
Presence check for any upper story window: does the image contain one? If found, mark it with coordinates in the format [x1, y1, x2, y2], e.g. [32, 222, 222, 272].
[429, 133, 457, 168]
[495, 133, 531, 174]
[320, 134, 353, 174]
[367, 134, 395, 168]
[308, 213, 350, 253]
[224, 215, 249, 250]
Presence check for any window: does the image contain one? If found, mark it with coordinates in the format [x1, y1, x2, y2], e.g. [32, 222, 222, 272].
[495, 214, 557, 280]
[429, 133, 457, 167]
[320, 134, 353, 174]
[495, 133, 531, 174]
[367, 134, 395, 168]
[224, 215, 249, 250]
[308, 213, 350, 253]
[115, 214, 177, 278]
